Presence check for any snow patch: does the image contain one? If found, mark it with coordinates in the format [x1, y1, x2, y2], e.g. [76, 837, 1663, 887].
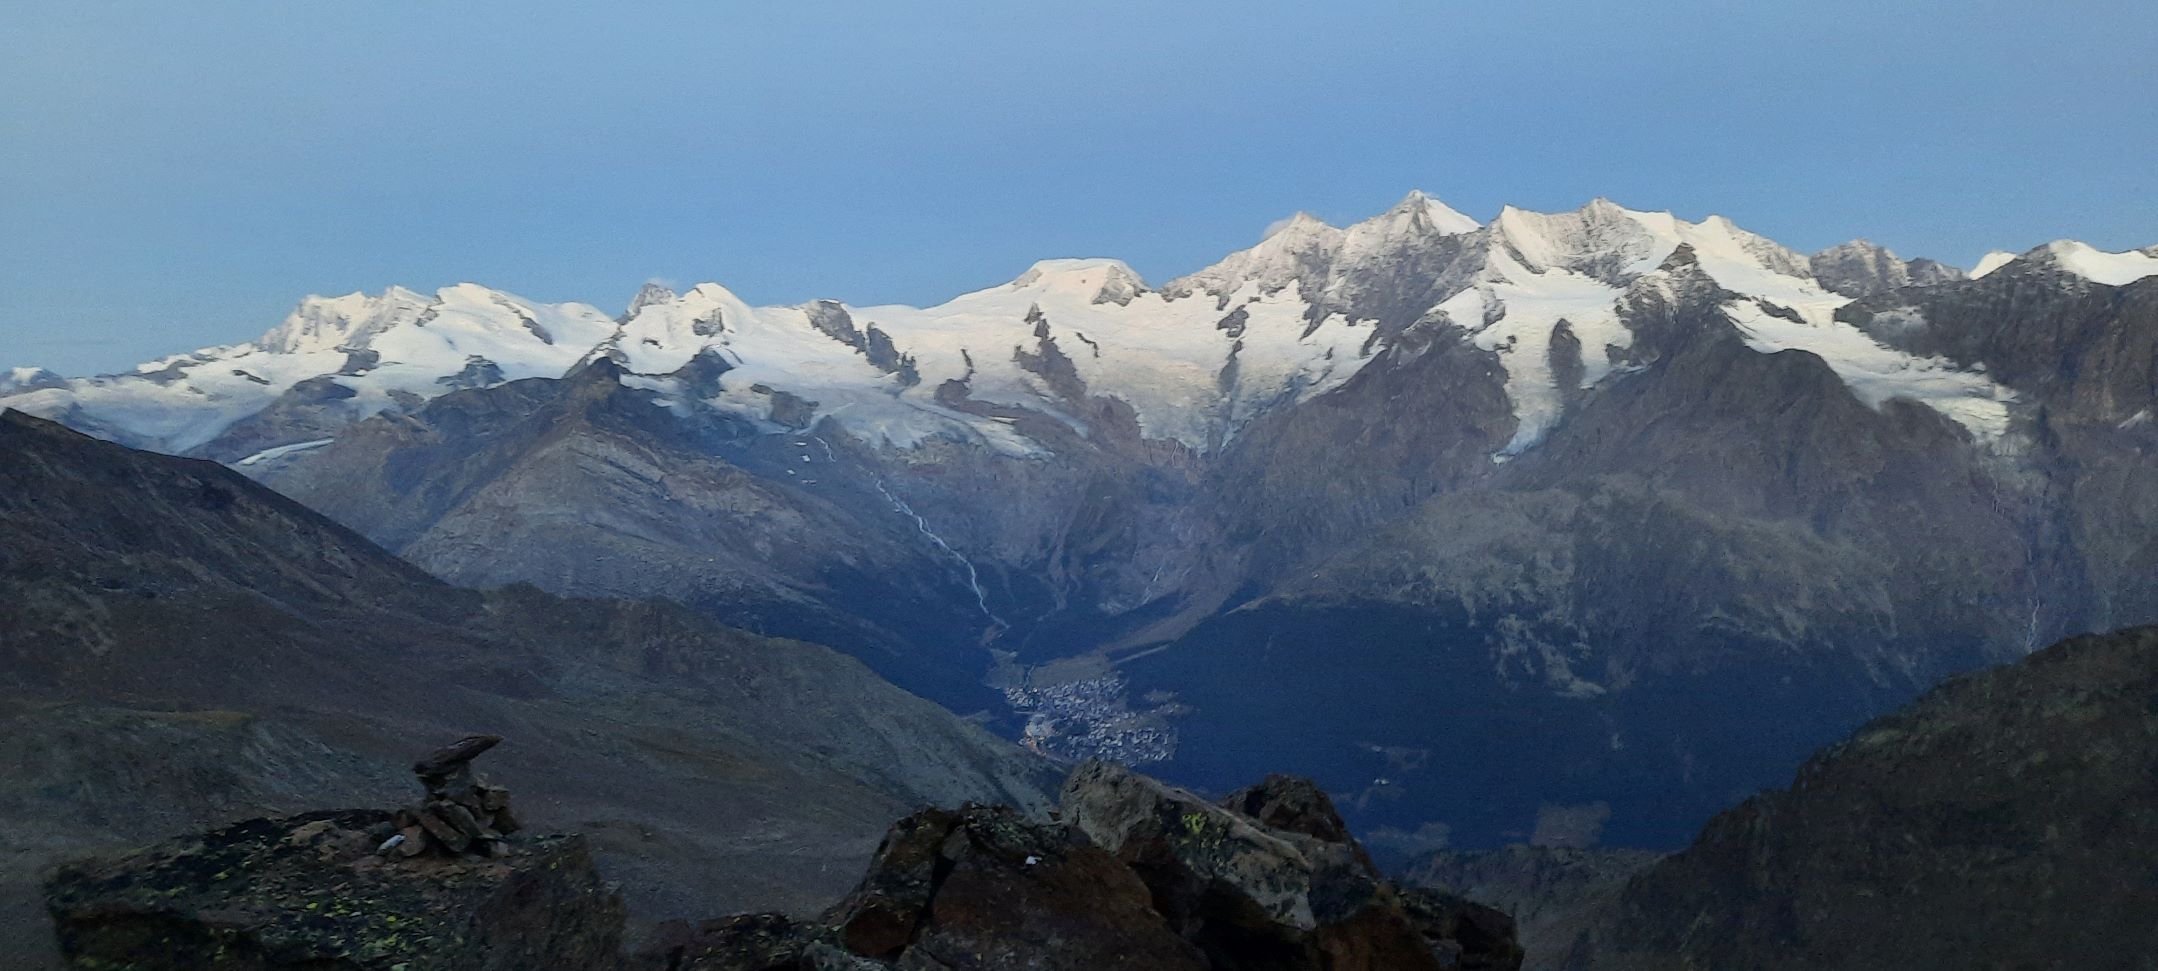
[2041, 241, 2158, 286]
[236, 438, 334, 467]
[1970, 251, 2018, 278]
[1725, 299, 2014, 440]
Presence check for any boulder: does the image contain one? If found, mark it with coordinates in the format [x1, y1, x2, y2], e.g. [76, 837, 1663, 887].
[1061, 761, 1519, 971]
[1219, 773, 1378, 875]
[1396, 888, 1525, 971]
[45, 809, 623, 971]
[823, 803, 1206, 971]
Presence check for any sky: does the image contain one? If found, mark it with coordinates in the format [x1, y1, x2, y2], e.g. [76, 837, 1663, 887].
[3, 0, 2154, 375]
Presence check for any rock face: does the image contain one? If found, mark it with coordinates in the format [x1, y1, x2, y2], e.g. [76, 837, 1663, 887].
[821, 804, 1207, 971]
[45, 810, 624, 971]
[1807, 239, 1965, 296]
[638, 765, 1522, 971]
[1058, 762, 1521, 971]
[1565, 624, 2158, 970]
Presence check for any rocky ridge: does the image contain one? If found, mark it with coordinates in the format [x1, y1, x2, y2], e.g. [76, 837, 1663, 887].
[47, 737, 621, 970]
[44, 755, 1521, 970]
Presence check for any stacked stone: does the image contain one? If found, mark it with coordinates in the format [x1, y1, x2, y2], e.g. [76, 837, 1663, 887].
[380, 734, 522, 859]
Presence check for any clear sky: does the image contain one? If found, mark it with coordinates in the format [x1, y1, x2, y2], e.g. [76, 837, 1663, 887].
[5, 0, 2154, 375]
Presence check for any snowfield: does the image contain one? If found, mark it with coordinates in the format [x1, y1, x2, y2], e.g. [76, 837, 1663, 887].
[7, 192, 2138, 461]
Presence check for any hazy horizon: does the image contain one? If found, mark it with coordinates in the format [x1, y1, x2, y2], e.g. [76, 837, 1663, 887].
[6, 0, 2155, 375]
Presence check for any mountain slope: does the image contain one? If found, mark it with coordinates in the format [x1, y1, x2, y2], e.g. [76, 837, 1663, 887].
[1130, 254, 2045, 850]
[252, 358, 1009, 710]
[0, 409, 1054, 965]
[1565, 625, 2158, 970]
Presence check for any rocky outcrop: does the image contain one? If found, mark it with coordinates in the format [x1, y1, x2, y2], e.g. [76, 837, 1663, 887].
[39, 739, 1515, 971]
[1059, 761, 1521, 971]
[638, 765, 1521, 971]
[1219, 774, 1374, 872]
[387, 735, 522, 859]
[820, 803, 1206, 970]
[1565, 625, 2158, 970]
[46, 810, 624, 971]
[1808, 239, 1965, 297]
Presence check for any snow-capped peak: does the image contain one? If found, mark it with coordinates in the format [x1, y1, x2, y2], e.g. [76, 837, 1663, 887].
[1262, 211, 1334, 240]
[1488, 200, 1670, 283]
[1329, 191, 1482, 280]
[2031, 241, 2158, 287]
[1454, 200, 2013, 452]
[1165, 214, 1345, 300]
[1818, 238, 1891, 258]
[255, 286, 431, 355]
[1390, 189, 1481, 236]
[623, 281, 679, 320]
[1350, 189, 1480, 242]
[0, 366, 64, 394]
[1967, 241, 2158, 286]
[1970, 251, 2019, 279]
[1008, 259, 1148, 305]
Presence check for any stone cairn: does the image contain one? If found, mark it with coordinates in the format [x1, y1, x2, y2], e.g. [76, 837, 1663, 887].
[378, 734, 521, 860]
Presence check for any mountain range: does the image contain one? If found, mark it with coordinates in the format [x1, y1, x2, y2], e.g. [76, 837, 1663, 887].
[7, 191, 2155, 857]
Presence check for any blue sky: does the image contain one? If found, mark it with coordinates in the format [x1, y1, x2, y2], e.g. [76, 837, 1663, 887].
[4, 0, 2154, 374]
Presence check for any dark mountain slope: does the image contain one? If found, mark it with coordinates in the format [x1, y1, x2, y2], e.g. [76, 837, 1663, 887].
[0, 409, 1054, 966]
[256, 359, 1005, 710]
[1567, 624, 2158, 970]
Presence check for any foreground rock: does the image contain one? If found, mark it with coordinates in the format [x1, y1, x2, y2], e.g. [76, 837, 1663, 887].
[1062, 763, 1520, 971]
[45, 760, 1519, 970]
[46, 809, 623, 971]
[642, 765, 1522, 971]
[822, 803, 1206, 970]
[391, 734, 523, 859]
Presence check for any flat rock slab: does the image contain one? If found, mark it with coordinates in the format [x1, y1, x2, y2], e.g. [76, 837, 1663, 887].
[45, 809, 623, 971]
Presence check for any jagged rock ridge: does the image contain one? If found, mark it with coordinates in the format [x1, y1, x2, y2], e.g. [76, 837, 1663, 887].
[44, 762, 1521, 970]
